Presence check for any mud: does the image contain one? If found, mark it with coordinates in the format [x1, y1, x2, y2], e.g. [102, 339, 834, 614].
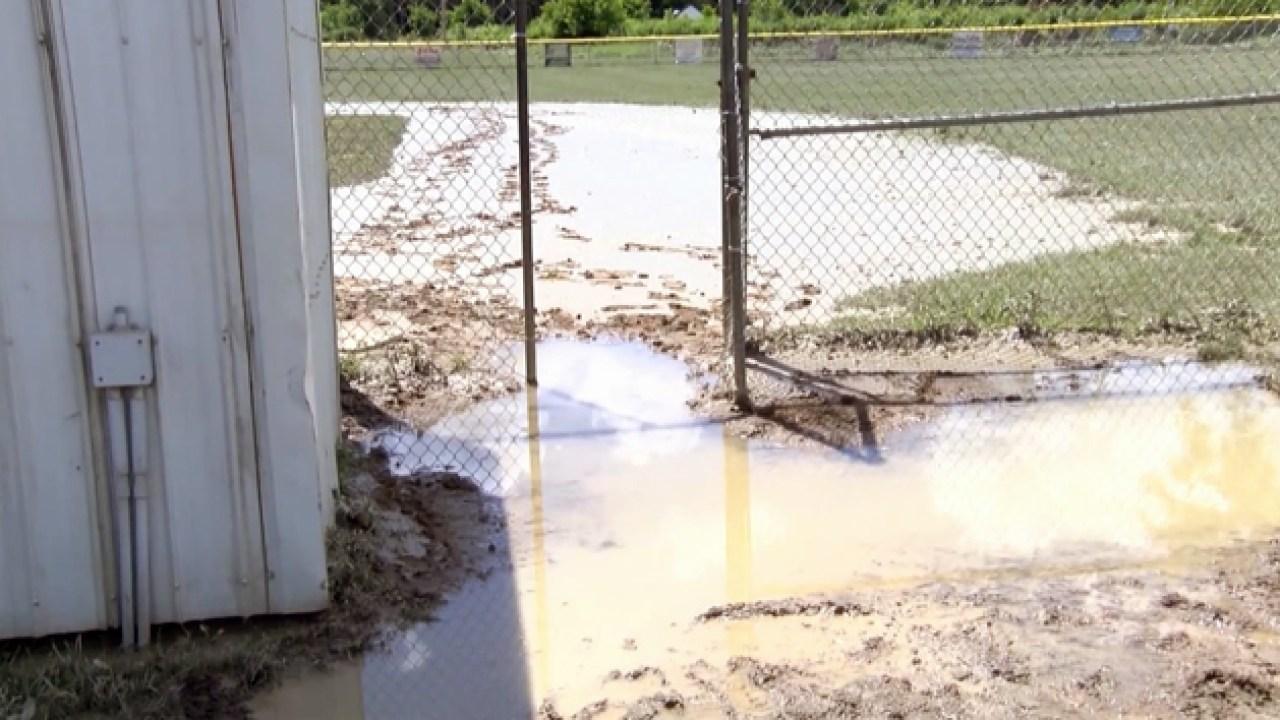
[699, 330, 1270, 452]
[311, 103, 1280, 719]
[257, 525, 1280, 719]
[239, 454, 506, 720]
[527, 540, 1280, 719]
[651, 541, 1280, 719]
[262, 339, 1280, 720]
[329, 101, 1230, 450]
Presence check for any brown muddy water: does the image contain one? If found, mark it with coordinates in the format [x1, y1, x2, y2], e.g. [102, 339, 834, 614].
[253, 341, 1280, 719]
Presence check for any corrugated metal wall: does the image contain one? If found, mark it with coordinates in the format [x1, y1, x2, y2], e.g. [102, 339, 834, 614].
[52, 0, 271, 626]
[0, 0, 337, 640]
[0, 0, 112, 640]
[220, 0, 339, 613]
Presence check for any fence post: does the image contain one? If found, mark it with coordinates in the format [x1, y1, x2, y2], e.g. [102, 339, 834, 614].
[719, 0, 750, 409]
[515, 0, 538, 386]
[737, 0, 750, 266]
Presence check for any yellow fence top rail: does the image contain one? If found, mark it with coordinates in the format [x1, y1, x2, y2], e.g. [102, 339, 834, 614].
[321, 13, 1280, 49]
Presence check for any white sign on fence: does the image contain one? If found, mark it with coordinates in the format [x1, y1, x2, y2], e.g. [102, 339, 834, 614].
[674, 38, 704, 64]
[812, 36, 838, 61]
[414, 46, 442, 68]
[545, 42, 572, 67]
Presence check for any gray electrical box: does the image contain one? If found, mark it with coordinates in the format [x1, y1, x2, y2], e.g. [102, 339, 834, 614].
[88, 330, 154, 388]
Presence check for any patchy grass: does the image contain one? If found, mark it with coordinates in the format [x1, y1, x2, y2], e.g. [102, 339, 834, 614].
[326, 114, 408, 187]
[831, 240, 1280, 356]
[0, 446, 491, 720]
[338, 352, 367, 383]
[0, 450, 382, 720]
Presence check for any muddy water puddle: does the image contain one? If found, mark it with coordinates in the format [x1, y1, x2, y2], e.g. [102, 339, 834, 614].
[255, 341, 1280, 719]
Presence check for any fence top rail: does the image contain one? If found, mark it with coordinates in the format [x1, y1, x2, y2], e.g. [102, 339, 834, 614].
[321, 13, 1280, 50]
[753, 91, 1280, 140]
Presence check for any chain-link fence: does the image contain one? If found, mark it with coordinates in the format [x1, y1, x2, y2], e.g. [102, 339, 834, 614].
[315, 0, 1280, 716]
[321, 6, 538, 715]
[323, 0, 536, 496]
[737, 2, 1280, 408]
[323, 7, 742, 494]
[323, 1, 1280, 481]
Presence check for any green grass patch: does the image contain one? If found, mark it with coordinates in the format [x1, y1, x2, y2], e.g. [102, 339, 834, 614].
[834, 240, 1280, 352]
[326, 114, 408, 186]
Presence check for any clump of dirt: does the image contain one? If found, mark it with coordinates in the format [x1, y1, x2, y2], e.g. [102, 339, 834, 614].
[0, 444, 503, 720]
[619, 692, 685, 720]
[1183, 668, 1276, 717]
[327, 452, 504, 618]
[335, 275, 533, 431]
[539, 692, 686, 720]
[697, 597, 871, 622]
[578, 305, 723, 370]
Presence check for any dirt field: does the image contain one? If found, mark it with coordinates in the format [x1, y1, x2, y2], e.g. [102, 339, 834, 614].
[269, 337, 1280, 720]
[327, 101, 1215, 431]
[302, 100, 1280, 719]
[329, 100, 1173, 318]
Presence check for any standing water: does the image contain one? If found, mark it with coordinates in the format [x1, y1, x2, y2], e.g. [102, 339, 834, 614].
[253, 341, 1280, 719]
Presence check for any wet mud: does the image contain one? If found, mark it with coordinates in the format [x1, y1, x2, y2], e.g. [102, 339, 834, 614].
[263, 341, 1280, 719]
[313, 103, 1280, 719]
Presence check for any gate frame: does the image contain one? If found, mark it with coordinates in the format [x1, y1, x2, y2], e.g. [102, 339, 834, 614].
[720, 0, 752, 409]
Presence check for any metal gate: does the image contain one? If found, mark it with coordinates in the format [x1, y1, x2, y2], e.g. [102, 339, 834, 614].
[727, 4, 1280, 421]
[323, 2, 537, 493]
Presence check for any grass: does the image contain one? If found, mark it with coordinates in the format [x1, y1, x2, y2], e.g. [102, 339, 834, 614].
[326, 114, 408, 186]
[833, 241, 1280, 340]
[320, 35, 1280, 354]
[338, 352, 367, 382]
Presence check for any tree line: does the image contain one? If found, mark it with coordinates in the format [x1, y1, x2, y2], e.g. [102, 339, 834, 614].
[320, 0, 1280, 40]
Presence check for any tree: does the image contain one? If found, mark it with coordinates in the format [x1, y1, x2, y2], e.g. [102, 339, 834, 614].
[319, 0, 502, 40]
[407, 4, 440, 35]
[320, 1, 364, 40]
[450, 0, 496, 27]
[537, 0, 627, 37]
[624, 0, 652, 19]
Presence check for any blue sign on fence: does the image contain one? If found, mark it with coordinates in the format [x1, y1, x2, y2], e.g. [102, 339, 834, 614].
[1109, 26, 1144, 43]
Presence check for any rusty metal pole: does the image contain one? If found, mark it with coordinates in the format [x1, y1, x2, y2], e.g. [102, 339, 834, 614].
[719, 0, 750, 409]
[515, 0, 537, 385]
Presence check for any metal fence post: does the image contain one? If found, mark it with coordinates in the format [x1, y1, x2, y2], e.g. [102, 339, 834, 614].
[737, 0, 750, 267]
[719, 0, 750, 409]
[515, 0, 538, 386]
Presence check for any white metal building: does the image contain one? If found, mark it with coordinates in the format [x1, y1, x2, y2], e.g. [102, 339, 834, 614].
[0, 1, 338, 642]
